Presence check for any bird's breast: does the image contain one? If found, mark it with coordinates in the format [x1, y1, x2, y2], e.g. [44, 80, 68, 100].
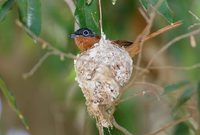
[75, 37, 100, 51]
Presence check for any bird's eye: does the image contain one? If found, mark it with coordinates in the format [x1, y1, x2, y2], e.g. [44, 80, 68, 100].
[83, 30, 90, 36]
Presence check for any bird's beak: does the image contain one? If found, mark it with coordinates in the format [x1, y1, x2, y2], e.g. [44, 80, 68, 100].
[69, 34, 77, 38]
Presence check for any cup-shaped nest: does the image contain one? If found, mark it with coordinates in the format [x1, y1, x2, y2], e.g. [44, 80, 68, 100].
[74, 39, 133, 127]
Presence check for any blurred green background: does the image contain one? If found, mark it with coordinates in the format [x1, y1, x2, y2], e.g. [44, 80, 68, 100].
[0, 0, 200, 135]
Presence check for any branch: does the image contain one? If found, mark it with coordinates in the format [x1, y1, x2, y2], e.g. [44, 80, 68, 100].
[146, 28, 200, 68]
[144, 21, 182, 41]
[16, 20, 76, 79]
[145, 115, 191, 135]
[189, 10, 200, 22]
[112, 118, 134, 135]
[149, 63, 200, 71]
[130, 82, 162, 100]
[22, 52, 56, 79]
[133, 64, 149, 73]
[128, 0, 167, 80]
[64, 0, 76, 14]
[126, 21, 182, 57]
[16, 20, 76, 60]
[97, 124, 104, 135]
[64, 0, 80, 28]
[188, 23, 200, 30]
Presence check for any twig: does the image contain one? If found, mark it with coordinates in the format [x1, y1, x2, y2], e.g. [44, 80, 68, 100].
[138, 8, 149, 23]
[189, 10, 200, 22]
[116, 81, 162, 106]
[98, 0, 103, 35]
[112, 118, 134, 135]
[134, 0, 164, 64]
[149, 63, 200, 71]
[188, 23, 200, 30]
[126, 21, 182, 57]
[133, 82, 163, 91]
[16, 20, 76, 60]
[22, 52, 56, 79]
[64, 0, 76, 14]
[144, 21, 182, 41]
[132, 0, 164, 71]
[16, 20, 76, 79]
[145, 115, 191, 135]
[189, 34, 196, 48]
[133, 64, 149, 73]
[131, 82, 162, 101]
[130, 0, 166, 77]
[125, 5, 158, 92]
[119, 90, 147, 103]
[146, 28, 200, 68]
[97, 124, 104, 135]
[64, 0, 80, 29]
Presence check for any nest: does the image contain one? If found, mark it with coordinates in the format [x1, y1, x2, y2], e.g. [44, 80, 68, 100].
[74, 39, 133, 128]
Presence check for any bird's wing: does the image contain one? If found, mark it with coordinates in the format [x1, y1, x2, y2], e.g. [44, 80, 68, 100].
[112, 40, 133, 47]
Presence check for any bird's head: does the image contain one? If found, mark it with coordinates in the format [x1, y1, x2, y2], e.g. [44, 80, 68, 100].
[70, 28, 96, 38]
[70, 28, 100, 51]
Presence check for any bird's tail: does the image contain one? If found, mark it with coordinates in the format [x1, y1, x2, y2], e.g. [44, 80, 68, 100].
[126, 21, 182, 57]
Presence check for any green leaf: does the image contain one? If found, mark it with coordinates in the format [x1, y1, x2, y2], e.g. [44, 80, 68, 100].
[173, 122, 190, 135]
[0, 0, 15, 22]
[139, 0, 173, 23]
[173, 87, 195, 111]
[164, 80, 189, 94]
[16, 0, 27, 23]
[16, 0, 41, 36]
[0, 76, 29, 130]
[197, 82, 200, 112]
[75, 0, 99, 33]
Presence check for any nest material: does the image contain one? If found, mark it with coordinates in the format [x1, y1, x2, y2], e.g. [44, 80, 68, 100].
[74, 39, 133, 127]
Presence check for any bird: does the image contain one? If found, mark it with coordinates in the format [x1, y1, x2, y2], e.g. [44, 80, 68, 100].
[70, 22, 181, 57]
[69, 28, 140, 56]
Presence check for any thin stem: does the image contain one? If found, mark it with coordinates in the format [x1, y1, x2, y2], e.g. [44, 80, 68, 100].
[124, 7, 157, 92]
[144, 21, 182, 41]
[149, 63, 200, 71]
[98, 0, 103, 35]
[64, 0, 75, 15]
[138, 8, 149, 23]
[145, 115, 191, 135]
[97, 124, 104, 135]
[123, 81, 162, 99]
[134, 0, 165, 69]
[22, 52, 56, 79]
[133, 64, 149, 73]
[146, 28, 200, 68]
[112, 118, 134, 135]
[64, 0, 80, 29]
[126, 21, 181, 57]
[189, 10, 200, 22]
[188, 23, 200, 30]
[16, 20, 75, 59]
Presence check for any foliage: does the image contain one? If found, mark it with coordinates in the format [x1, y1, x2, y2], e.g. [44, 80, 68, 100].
[139, 0, 173, 23]
[0, 0, 200, 135]
[0, 0, 41, 35]
[0, 77, 29, 129]
[0, 0, 14, 21]
[75, 0, 99, 33]
[16, 0, 41, 36]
